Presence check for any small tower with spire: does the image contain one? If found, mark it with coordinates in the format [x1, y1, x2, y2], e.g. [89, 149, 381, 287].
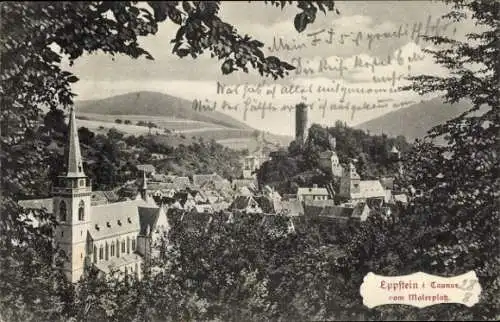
[52, 107, 92, 283]
[140, 170, 148, 202]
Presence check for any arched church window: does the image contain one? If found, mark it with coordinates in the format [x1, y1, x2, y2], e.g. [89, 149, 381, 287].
[99, 245, 104, 260]
[59, 201, 67, 222]
[78, 200, 85, 221]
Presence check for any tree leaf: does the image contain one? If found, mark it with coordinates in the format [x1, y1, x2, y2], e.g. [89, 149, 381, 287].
[221, 59, 235, 75]
[67, 75, 79, 83]
[294, 12, 308, 33]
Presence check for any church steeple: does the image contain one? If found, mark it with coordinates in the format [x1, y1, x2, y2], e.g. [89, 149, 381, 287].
[140, 170, 148, 201]
[141, 170, 148, 190]
[66, 107, 85, 177]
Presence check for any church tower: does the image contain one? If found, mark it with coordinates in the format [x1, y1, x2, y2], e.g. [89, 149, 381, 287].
[339, 162, 361, 198]
[52, 107, 92, 283]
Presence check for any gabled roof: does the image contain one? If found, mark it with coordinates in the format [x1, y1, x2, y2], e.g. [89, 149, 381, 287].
[357, 180, 386, 199]
[390, 145, 400, 153]
[92, 190, 121, 203]
[172, 176, 191, 188]
[351, 202, 370, 220]
[297, 187, 329, 196]
[138, 206, 165, 236]
[280, 199, 304, 216]
[18, 198, 53, 214]
[193, 173, 224, 187]
[379, 177, 395, 190]
[230, 195, 260, 211]
[90, 201, 142, 240]
[231, 178, 257, 189]
[254, 195, 276, 213]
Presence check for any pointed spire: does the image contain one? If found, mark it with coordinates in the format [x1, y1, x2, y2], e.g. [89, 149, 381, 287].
[66, 107, 86, 177]
[140, 170, 148, 202]
[142, 170, 147, 190]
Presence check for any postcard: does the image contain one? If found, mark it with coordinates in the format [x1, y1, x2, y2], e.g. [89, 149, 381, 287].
[1, 1, 498, 321]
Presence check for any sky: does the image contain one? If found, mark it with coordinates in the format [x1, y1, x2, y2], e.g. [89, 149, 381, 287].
[67, 1, 479, 136]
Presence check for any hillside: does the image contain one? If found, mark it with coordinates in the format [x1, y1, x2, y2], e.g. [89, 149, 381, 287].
[355, 97, 472, 141]
[74, 91, 252, 130]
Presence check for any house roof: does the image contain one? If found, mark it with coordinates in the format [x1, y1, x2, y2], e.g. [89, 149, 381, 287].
[297, 187, 329, 196]
[230, 195, 260, 210]
[92, 190, 121, 203]
[254, 195, 276, 213]
[393, 194, 409, 203]
[238, 186, 253, 196]
[351, 202, 369, 219]
[173, 176, 191, 188]
[89, 201, 142, 240]
[355, 180, 386, 199]
[18, 198, 53, 214]
[304, 199, 335, 208]
[193, 173, 224, 187]
[231, 178, 256, 189]
[379, 177, 395, 190]
[280, 199, 304, 216]
[136, 164, 155, 173]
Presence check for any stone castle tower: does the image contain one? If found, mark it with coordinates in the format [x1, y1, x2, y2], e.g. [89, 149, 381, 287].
[52, 107, 92, 283]
[295, 103, 308, 145]
[339, 162, 360, 198]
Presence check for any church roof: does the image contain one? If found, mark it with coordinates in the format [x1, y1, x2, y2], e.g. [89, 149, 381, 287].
[138, 206, 164, 236]
[89, 201, 142, 240]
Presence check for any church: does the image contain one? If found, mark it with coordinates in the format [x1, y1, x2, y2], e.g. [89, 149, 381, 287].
[25, 108, 168, 283]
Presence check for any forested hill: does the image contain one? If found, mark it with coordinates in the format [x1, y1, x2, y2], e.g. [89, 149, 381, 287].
[257, 121, 411, 195]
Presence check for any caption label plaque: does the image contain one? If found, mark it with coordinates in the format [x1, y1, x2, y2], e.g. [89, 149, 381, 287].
[360, 271, 481, 308]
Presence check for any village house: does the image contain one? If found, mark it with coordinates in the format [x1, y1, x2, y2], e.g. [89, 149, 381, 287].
[297, 184, 331, 202]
